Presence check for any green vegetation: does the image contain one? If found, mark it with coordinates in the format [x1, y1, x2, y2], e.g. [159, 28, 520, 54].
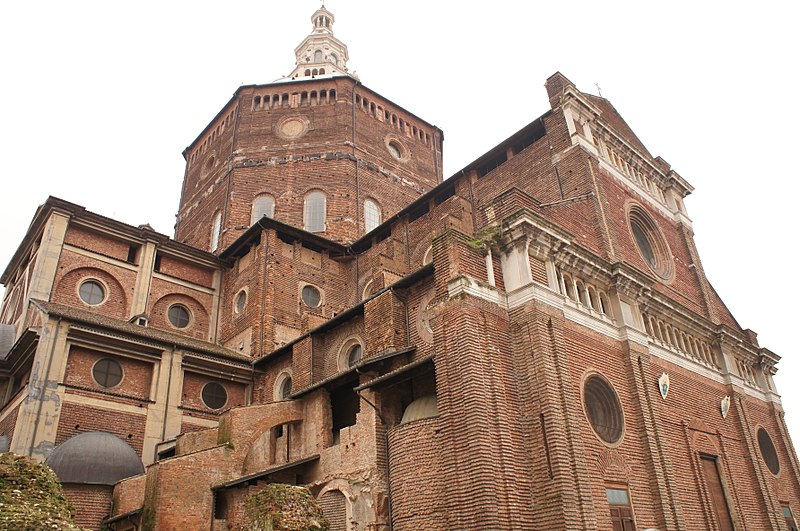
[0, 452, 85, 530]
[242, 484, 329, 531]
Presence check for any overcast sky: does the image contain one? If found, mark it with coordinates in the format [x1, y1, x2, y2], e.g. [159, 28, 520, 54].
[2, 1, 799, 444]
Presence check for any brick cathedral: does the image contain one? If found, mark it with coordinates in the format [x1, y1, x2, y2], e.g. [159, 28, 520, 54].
[1, 6, 798, 531]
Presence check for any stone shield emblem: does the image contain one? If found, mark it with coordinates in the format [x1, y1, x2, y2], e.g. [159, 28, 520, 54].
[721, 395, 731, 419]
[658, 372, 670, 400]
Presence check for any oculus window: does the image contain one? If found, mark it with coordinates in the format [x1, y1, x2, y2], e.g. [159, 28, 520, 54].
[79, 280, 105, 306]
[235, 290, 247, 314]
[168, 304, 191, 329]
[92, 358, 123, 388]
[280, 376, 292, 400]
[758, 427, 781, 475]
[347, 344, 362, 367]
[202, 382, 228, 410]
[583, 374, 625, 445]
[301, 285, 321, 308]
[628, 204, 673, 281]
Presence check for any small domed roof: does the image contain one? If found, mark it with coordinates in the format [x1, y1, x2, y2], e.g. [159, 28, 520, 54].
[45, 431, 144, 485]
[401, 395, 439, 424]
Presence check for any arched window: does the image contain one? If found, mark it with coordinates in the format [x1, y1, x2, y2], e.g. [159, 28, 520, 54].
[210, 211, 222, 252]
[314, 50, 323, 62]
[304, 191, 326, 233]
[330, 53, 338, 66]
[364, 199, 381, 233]
[251, 195, 275, 224]
[347, 344, 362, 367]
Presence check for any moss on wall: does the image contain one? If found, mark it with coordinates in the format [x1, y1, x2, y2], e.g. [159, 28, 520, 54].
[0, 452, 85, 530]
[242, 484, 329, 531]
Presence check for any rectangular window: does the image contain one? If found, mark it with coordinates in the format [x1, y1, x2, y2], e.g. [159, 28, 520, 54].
[606, 487, 636, 531]
[783, 504, 798, 531]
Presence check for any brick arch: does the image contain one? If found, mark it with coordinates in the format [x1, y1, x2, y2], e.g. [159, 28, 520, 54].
[691, 430, 721, 455]
[410, 238, 433, 267]
[239, 402, 305, 474]
[317, 487, 348, 531]
[596, 448, 631, 483]
[55, 266, 128, 319]
[150, 293, 209, 338]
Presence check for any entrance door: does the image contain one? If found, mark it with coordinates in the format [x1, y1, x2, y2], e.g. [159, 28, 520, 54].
[700, 455, 735, 531]
[606, 487, 636, 531]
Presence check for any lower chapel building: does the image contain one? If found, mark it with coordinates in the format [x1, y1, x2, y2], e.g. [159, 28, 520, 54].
[1, 6, 799, 531]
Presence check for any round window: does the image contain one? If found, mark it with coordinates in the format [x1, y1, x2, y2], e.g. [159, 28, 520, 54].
[168, 304, 191, 329]
[301, 285, 321, 308]
[92, 358, 123, 388]
[347, 344, 362, 367]
[79, 280, 105, 305]
[387, 141, 403, 160]
[757, 428, 780, 475]
[280, 376, 293, 400]
[583, 374, 625, 444]
[235, 290, 247, 314]
[628, 205, 673, 281]
[202, 382, 228, 410]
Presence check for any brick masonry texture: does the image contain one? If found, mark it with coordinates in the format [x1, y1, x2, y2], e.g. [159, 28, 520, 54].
[1, 18, 798, 531]
[63, 484, 113, 530]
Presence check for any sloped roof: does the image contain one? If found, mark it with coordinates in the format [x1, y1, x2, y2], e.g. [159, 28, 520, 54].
[31, 300, 252, 364]
[584, 93, 652, 158]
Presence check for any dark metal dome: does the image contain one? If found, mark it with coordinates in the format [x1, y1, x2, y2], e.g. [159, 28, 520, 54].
[45, 431, 144, 485]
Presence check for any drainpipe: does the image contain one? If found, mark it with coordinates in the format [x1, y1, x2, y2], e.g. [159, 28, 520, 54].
[259, 227, 270, 358]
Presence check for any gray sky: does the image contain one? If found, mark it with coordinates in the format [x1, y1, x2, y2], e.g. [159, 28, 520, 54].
[2, 1, 799, 444]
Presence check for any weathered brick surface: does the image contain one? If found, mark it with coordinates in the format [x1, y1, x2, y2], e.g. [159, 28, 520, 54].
[387, 418, 445, 530]
[0, 402, 19, 443]
[147, 280, 212, 340]
[156, 253, 215, 288]
[52, 255, 133, 319]
[62, 346, 153, 401]
[56, 403, 146, 456]
[64, 225, 134, 264]
[2, 49, 799, 531]
[180, 371, 247, 413]
[62, 484, 113, 530]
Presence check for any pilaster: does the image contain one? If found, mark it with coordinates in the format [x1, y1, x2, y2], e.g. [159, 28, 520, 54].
[129, 239, 158, 319]
[623, 341, 684, 530]
[20, 211, 69, 335]
[9, 316, 70, 460]
[142, 348, 184, 465]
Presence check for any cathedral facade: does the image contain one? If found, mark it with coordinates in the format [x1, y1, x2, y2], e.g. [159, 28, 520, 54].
[1, 6, 799, 530]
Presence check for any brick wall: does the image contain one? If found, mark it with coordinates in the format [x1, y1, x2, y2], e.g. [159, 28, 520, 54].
[387, 418, 445, 530]
[56, 402, 146, 456]
[63, 483, 113, 530]
[180, 371, 246, 413]
[62, 346, 153, 401]
[0, 402, 19, 444]
[156, 253, 215, 288]
[64, 226, 134, 264]
[147, 287, 211, 340]
[52, 258, 133, 320]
